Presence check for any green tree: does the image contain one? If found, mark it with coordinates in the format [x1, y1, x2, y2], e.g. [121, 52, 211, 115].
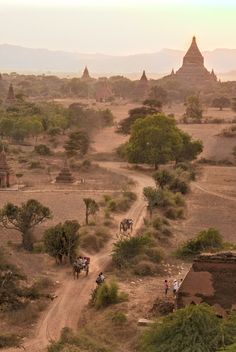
[64, 130, 89, 157]
[141, 304, 222, 352]
[0, 199, 52, 251]
[28, 119, 43, 143]
[125, 114, 183, 169]
[83, 198, 99, 225]
[118, 104, 161, 135]
[184, 95, 203, 122]
[0, 118, 14, 139]
[143, 187, 159, 218]
[44, 220, 80, 263]
[174, 131, 203, 163]
[153, 170, 175, 189]
[212, 97, 231, 111]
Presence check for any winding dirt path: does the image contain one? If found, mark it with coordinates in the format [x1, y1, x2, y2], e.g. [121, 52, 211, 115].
[5, 161, 153, 352]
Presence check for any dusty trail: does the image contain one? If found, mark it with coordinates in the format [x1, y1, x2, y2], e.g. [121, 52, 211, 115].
[5, 162, 153, 352]
[193, 182, 236, 203]
[5, 104, 236, 352]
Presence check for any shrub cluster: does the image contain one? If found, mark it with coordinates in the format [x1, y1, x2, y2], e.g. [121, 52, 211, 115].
[0, 334, 22, 349]
[34, 144, 51, 156]
[79, 226, 110, 253]
[153, 168, 192, 195]
[90, 281, 127, 309]
[176, 228, 224, 259]
[48, 327, 109, 352]
[112, 235, 163, 275]
[102, 191, 137, 213]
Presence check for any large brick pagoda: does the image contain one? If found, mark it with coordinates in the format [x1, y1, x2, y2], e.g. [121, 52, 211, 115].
[169, 37, 217, 85]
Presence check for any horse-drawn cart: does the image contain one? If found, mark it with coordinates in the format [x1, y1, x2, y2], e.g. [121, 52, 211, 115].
[73, 257, 90, 279]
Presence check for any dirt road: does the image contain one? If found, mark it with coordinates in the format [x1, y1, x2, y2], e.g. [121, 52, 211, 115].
[5, 160, 153, 352]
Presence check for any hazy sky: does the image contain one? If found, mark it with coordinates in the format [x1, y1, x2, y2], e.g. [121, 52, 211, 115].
[0, 0, 236, 54]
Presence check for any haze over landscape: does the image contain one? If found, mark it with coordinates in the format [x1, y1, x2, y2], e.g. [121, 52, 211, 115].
[1, 0, 236, 78]
[1, 1, 236, 352]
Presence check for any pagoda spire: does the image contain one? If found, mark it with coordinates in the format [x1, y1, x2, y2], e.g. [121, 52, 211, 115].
[81, 66, 91, 80]
[183, 36, 204, 65]
[6, 83, 16, 102]
[140, 70, 148, 83]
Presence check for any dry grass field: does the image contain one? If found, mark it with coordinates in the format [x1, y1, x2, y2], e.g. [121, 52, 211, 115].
[1, 100, 236, 351]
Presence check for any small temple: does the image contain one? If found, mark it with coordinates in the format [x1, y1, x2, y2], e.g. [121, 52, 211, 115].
[55, 160, 74, 184]
[139, 70, 148, 84]
[0, 148, 11, 188]
[6, 83, 16, 102]
[81, 66, 91, 80]
[167, 37, 217, 85]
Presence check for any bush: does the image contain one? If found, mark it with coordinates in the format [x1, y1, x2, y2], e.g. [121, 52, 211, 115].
[104, 192, 137, 213]
[80, 226, 110, 253]
[48, 127, 61, 136]
[165, 206, 184, 220]
[153, 168, 191, 194]
[111, 311, 127, 326]
[0, 334, 22, 348]
[134, 260, 157, 276]
[169, 177, 190, 194]
[152, 217, 164, 231]
[34, 144, 51, 156]
[156, 189, 185, 209]
[123, 191, 137, 202]
[112, 235, 152, 269]
[145, 247, 163, 263]
[48, 327, 109, 352]
[107, 199, 117, 212]
[91, 281, 122, 309]
[176, 228, 224, 259]
[140, 304, 222, 352]
[175, 162, 196, 180]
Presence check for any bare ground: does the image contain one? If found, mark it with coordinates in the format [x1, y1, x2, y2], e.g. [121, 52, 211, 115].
[2, 102, 236, 351]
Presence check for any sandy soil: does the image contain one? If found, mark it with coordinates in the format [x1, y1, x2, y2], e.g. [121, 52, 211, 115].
[176, 166, 236, 242]
[3, 101, 236, 351]
[3, 159, 155, 352]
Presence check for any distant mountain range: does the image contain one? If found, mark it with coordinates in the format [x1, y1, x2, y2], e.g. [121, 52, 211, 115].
[1, 44, 236, 80]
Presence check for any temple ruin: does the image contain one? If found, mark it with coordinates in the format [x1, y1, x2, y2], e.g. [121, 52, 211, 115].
[55, 160, 75, 184]
[139, 70, 148, 84]
[81, 66, 91, 80]
[166, 37, 217, 85]
[177, 252, 236, 316]
[6, 83, 16, 103]
[0, 148, 11, 188]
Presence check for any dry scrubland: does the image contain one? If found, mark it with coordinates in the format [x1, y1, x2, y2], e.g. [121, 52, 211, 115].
[176, 166, 236, 242]
[1, 99, 236, 351]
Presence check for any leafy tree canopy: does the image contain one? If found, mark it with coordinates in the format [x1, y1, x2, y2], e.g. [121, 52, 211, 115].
[141, 304, 223, 352]
[44, 220, 80, 263]
[0, 199, 52, 251]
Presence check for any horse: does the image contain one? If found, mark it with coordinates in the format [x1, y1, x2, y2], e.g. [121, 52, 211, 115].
[73, 258, 90, 279]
